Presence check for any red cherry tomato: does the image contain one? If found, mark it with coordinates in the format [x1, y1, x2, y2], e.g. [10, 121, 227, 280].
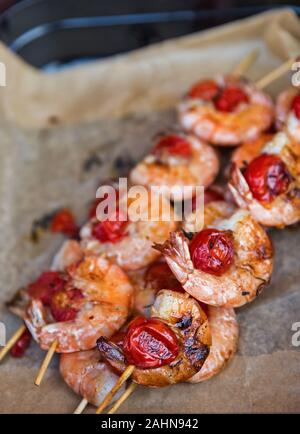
[153, 135, 192, 158]
[291, 94, 300, 120]
[50, 288, 83, 322]
[244, 153, 291, 203]
[50, 209, 78, 238]
[123, 316, 179, 369]
[92, 208, 128, 243]
[10, 328, 31, 358]
[188, 79, 219, 100]
[27, 271, 66, 305]
[145, 261, 184, 293]
[214, 86, 249, 112]
[189, 228, 234, 276]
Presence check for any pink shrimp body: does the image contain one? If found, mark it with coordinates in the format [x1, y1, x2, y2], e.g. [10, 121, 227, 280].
[129, 133, 219, 201]
[155, 210, 273, 308]
[189, 306, 238, 383]
[25, 253, 133, 352]
[60, 349, 125, 406]
[229, 132, 300, 227]
[275, 89, 300, 141]
[179, 75, 274, 146]
[80, 189, 177, 271]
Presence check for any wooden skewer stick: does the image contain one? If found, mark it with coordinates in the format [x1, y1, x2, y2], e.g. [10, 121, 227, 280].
[73, 398, 88, 415]
[108, 382, 137, 415]
[0, 324, 26, 363]
[34, 340, 58, 386]
[95, 365, 135, 414]
[232, 49, 259, 77]
[255, 57, 296, 89]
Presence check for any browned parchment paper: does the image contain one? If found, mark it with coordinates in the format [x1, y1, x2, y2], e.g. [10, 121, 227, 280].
[0, 9, 300, 413]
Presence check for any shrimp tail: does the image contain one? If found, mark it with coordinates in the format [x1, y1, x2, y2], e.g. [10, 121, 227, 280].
[153, 231, 194, 285]
[228, 163, 253, 207]
[96, 337, 126, 373]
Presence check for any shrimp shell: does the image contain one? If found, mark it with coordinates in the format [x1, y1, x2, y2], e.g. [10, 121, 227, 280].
[179, 75, 274, 146]
[189, 306, 238, 383]
[154, 210, 273, 308]
[60, 349, 125, 406]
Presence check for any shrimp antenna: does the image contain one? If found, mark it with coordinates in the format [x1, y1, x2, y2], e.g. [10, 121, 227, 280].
[255, 57, 296, 89]
[0, 324, 26, 362]
[232, 49, 259, 78]
[34, 340, 58, 386]
[95, 365, 135, 414]
[107, 381, 137, 414]
[73, 398, 88, 414]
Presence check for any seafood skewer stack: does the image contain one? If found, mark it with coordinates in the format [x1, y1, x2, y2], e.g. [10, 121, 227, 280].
[0, 52, 299, 414]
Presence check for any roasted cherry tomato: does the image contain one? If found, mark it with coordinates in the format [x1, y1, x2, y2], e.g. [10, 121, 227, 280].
[50, 208, 78, 238]
[244, 153, 291, 203]
[123, 316, 179, 369]
[189, 228, 234, 276]
[50, 287, 83, 322]
[144, 261, 184, 293]
[10, 328, 31, 358]
[27, 271, 66, 305]
[92, 208, 128, 243]
[214, 86, 249, 112]
[188, 79, 219, 100]
[153, 135, 192, 158]
[291, 94, 300, 120]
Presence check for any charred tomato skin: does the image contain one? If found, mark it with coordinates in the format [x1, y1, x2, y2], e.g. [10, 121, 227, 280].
[244, 153, 291, 203]
[123, 316, 179, 369]
[189, 228, 234, 276]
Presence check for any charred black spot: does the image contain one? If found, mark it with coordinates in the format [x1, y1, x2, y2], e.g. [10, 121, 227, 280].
[181, 229, 194, 241]
[185, 343, 210, 369]
[169, 358, 183, 369]
[256, 282, 266, 297]
[176, 314, 192, 330]
[96, 336, 125, 363]
[30, 209, 60, 242]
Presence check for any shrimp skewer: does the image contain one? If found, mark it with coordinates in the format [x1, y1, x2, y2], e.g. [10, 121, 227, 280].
[129, 132, 219, 202]
[25, 252, 133, 353]
[155, 210, 273, 308]
[80, 187, 177, 270]
[179, 74, 274, 146]
[97, 290, 211, 388]
[229, 132, 300, 227]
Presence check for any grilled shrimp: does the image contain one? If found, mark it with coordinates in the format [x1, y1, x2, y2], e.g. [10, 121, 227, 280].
[183, 198, 236, 233]
[25, 254, 133, 352]
[97, 290, 211, 387]
[129, 132, 219, 201]
[178, 75, 274, 146]
[7, 240, 84, 320]
[229, 132, 300, 227]
[155, 210, 273, 308]
[275, 89, 300, 141]
[80, 188, 177, 271]
[129, 259, 184, 317]
[189, 306, 238, 383]
[231, 134, 273, 169]
[60, 349, 125, 406]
